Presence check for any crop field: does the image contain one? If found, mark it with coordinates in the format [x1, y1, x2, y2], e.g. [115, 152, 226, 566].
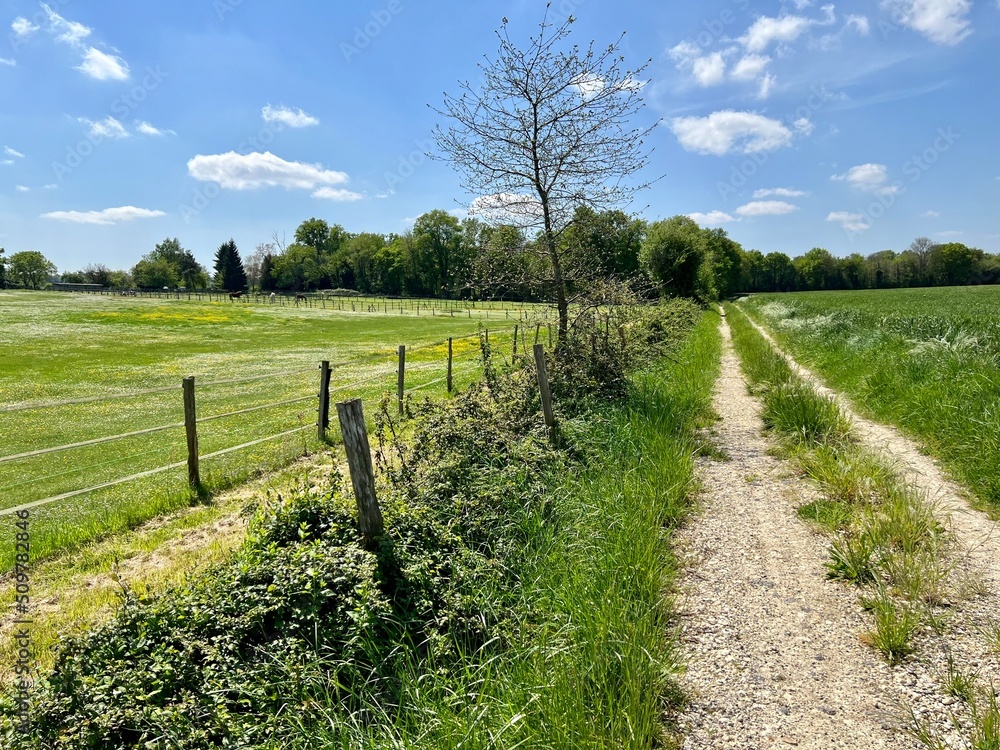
[0, 291, 543, 570]
[738, 285, 1000, 512]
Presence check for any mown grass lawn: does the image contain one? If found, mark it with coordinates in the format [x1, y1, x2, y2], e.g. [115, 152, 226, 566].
[738, 286, 1000, 512]
[0, 291, 540, 569]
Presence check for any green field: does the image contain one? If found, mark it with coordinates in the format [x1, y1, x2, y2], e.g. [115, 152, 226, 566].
[738, 286, 1000, 512]
[0, 291, 543, 569]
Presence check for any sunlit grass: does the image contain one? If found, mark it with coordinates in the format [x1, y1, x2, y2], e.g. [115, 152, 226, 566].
[0, 291, 541, 569]
[739, 286, 1000, 514]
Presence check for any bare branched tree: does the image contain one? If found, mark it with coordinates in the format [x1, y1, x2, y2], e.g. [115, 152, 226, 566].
[432, 4, 657, 341]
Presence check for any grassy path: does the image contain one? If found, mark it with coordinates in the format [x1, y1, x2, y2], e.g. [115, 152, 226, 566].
[676, 315, 917, 748]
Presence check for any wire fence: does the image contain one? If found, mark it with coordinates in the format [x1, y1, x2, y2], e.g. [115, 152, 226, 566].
[52, 287, 554, 320]
[0, 328, 534, 523]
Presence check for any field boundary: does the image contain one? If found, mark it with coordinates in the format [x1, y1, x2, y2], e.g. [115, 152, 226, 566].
[0, 329, 520, 534]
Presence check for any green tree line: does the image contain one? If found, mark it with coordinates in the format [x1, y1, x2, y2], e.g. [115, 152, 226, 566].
[9, 214, 1000, 300]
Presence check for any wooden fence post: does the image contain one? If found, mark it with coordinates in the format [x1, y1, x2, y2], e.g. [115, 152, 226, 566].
[447, 338, 454, 393]
[182, 377, 200, 487]
[513, 325, 519, 360]
[533, 344, 556, 442]
[335, 398, 384, 546]
[317, 360, 331, 441]
[397, 345, 406, 416]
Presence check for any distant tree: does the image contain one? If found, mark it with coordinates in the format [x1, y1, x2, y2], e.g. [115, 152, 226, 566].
[259, 253, 276, 292]
[145, 238, 209, 289]
[213, 239, 248, 291]
[412, 210, 467, 297]
[640, 216, 713, 301]
[794, 247, 838, 290]
[465, 221, 534, 299]
[8, 251, 57, 289]
[763, 252, 796, 292]
[839, 253, 867, 289]
[294, 218, 332, 251]
[907, 236, 935, 283]
[559, 207, 646, 281]
[272, 244, 322, 291]
[245, 244, 273, 290]
[0, 247, 6, 288]
[61, 271, 87, 283]
[434, 7, 655, 339]
[703, 228, 743, 298]
[131, 258, 179, 289]
[866, 250, 897, 288]
[928, 242, 976, 286]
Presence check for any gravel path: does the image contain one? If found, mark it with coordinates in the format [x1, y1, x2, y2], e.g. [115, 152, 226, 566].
[676, 318, 920, 749]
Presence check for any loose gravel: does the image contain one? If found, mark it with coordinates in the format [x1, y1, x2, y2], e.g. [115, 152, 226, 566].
[676, 318, 921, 749]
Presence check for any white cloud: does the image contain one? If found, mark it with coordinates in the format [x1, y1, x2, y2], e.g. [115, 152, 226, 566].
[845, 15, 871, 35]
[937, 230, 963, 237]
[880, 0, 972, 45]
[827, 211, 870, 232]
[261, 105, 319, 128]
[922, 210, 941, 218]
[0, 57, 15, 67]
[741, 5, 836, 52]
[136, 121, 175, 136]
[691, 53, 726, 86]
[669, 44, 726, 87]
[754, 187, 808, 198]
[4, 146, 25, 158]
[312, 187, 364, 202]
[793, 117, 815, 135]
[730, 54, 771, 81]
[79, 116, 129, 140]
[736, 200, 799, 216]
[15, 185, 30, 192]
[41, 206, 166, 225]
[42, 183, 58, 190]
[572, 74, 606, 99]
[687, 211, 736, 226]
[1, 160, 14, 166]
[77, 47, 129, 80]
[832, 163, 899, 195]
[469, 193, 544, 224]
[187, 151, 353, 192]
[11, 17, 40, 38]
[43, 5, 92, 46]
[669, 111, 794, 156]
[757, 73, 777, 99]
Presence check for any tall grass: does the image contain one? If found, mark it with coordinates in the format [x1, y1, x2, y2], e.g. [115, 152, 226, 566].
[738, 287, 1000, 513]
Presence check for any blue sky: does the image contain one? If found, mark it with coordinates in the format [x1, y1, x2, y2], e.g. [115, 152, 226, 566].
[1, 0, 998, 273]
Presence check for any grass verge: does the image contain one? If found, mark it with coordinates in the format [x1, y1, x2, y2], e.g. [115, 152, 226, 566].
[725, 303, 950, 666]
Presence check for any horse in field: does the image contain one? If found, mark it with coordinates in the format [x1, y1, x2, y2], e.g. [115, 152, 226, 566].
[295, 293, 307, 305]
[229, 291, 244, 300]
[269, 292, 276, 303]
